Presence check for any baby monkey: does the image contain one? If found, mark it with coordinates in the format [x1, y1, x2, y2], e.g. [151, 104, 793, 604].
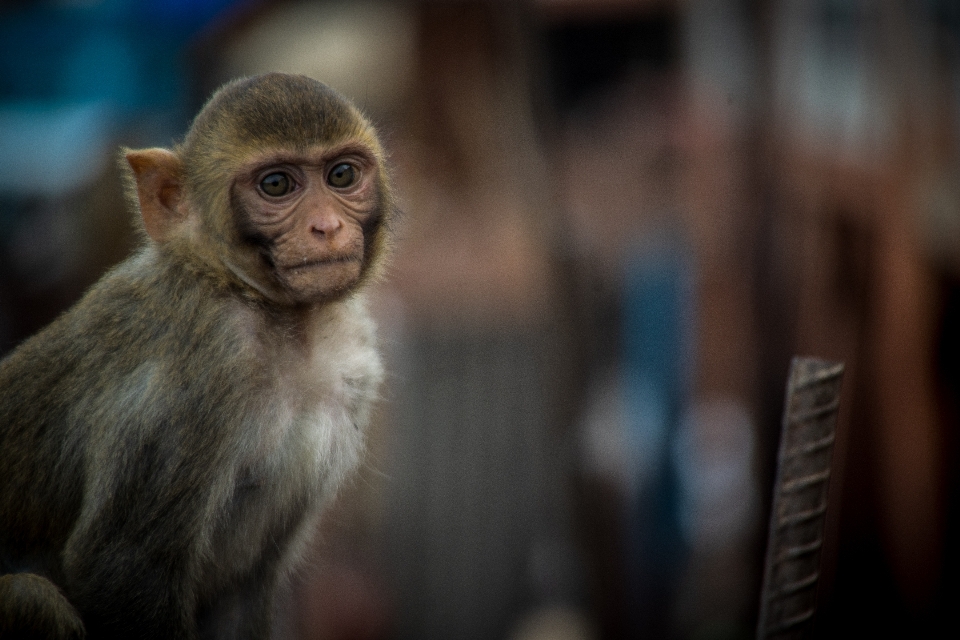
[0, 73, 391, 639]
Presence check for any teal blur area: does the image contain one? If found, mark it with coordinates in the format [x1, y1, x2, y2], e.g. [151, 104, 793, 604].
[3, 2, 960, 640]
[0, 0, 232, 194]
[0, 0, 234, 338]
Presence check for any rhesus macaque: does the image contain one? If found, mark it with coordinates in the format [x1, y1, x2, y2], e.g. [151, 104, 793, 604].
[0, 73, 392, 639]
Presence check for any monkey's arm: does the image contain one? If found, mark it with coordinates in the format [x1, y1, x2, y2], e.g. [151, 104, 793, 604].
[60, 420, 223, 639]
[0, 327, 208, 639]
[37, 272, 253, 638]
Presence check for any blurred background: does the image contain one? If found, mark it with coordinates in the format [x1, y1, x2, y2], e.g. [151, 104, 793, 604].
[2, 0, 959, 638]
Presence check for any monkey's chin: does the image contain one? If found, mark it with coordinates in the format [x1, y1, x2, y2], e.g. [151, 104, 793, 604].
[281, 259, 363, 303]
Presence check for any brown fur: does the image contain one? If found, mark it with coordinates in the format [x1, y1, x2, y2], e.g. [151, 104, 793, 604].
[0, 73, 391, 639]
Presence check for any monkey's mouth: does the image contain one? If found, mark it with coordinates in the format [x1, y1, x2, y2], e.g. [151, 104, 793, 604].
[282, 255, 360, 270]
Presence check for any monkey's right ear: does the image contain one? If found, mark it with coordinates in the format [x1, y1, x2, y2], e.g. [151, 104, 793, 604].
[125, 148, 184, 242]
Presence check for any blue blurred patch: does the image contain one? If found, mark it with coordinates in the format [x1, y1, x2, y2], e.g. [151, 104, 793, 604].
[0, 0, 239, 197]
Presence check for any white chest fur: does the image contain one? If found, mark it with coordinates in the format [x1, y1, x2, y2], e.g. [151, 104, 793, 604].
[203, 295, 382, 582]
[276, 295, 381, 485]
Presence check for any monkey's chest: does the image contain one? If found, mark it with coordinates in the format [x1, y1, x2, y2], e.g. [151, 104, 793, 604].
[201, 302, 381, 587]
[205, 382, 369, 583]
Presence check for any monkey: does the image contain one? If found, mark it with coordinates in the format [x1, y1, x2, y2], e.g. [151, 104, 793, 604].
[0, 72, 392, 639]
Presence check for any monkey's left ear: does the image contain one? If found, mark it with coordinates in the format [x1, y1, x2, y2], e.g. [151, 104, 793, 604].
[125, 148, 185, 243]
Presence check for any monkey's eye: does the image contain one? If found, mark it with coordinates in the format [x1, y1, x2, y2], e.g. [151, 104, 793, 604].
[260, 172, 294, 197]
[327, 163, 357, 189]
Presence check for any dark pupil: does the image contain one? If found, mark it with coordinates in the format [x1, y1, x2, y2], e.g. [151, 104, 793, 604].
[261, 173, 289, 196]
[329, 163, 355, 187]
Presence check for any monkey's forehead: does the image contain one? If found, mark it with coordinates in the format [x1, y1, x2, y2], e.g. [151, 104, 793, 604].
[233, 106, 365, 148]
[181, 116, 383, 181]
[232, 139, 383, 170]
[229, 124, 382, 159]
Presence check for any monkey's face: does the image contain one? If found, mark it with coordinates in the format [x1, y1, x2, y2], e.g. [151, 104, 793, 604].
[127, 74, 392, 306]
[230, 143, 382, 304]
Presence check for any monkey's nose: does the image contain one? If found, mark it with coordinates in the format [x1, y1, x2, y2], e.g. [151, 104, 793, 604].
[310, 210, 343, 236]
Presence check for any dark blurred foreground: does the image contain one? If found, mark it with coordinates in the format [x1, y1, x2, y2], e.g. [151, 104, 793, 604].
[2, 1, 960, 639]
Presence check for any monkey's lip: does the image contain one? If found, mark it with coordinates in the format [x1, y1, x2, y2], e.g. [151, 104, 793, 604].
[281, 256, 360, 270]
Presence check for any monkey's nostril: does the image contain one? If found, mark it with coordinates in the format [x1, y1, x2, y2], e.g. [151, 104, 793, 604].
[312, 216, 343, 237]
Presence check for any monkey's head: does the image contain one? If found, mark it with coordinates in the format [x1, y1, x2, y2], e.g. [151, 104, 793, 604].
[124, 73, 393, 306]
